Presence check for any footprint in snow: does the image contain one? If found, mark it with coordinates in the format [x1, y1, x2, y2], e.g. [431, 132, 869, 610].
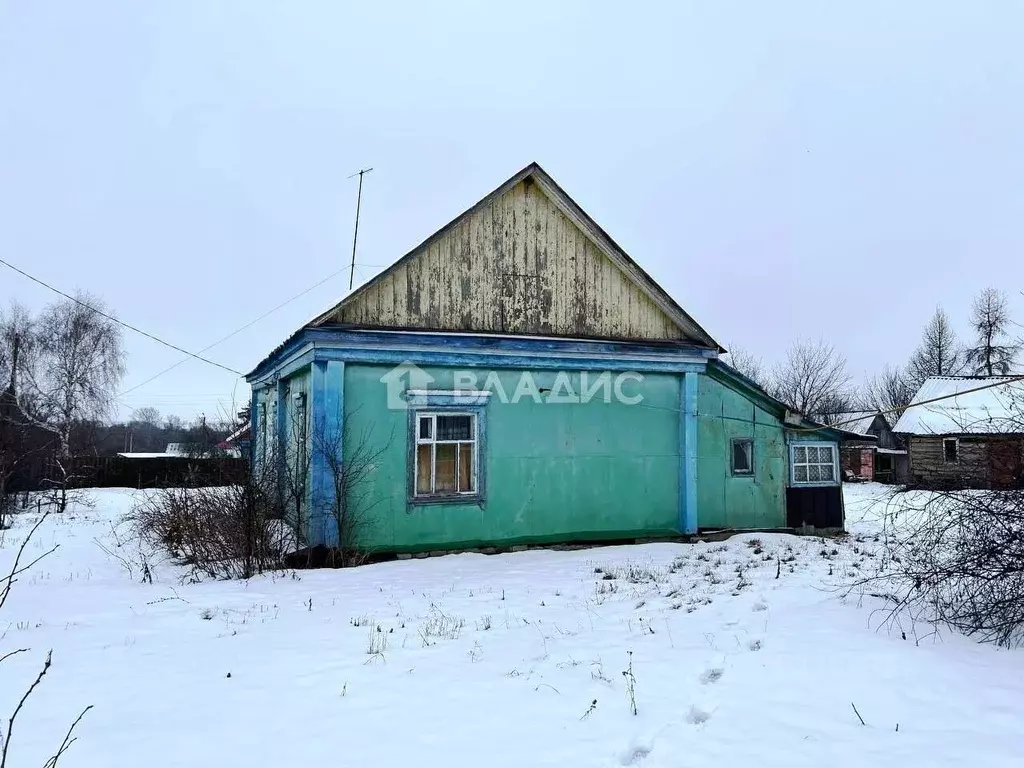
[752, 602, 768, 612]
[619, 738, 653, 765]
[699, 667, 724, 685]
[686, 705, 712, 725]
[747, 638, 763, 652]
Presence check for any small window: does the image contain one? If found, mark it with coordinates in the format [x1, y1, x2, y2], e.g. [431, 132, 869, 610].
[731, 439, 753, 475]
[943, 437, 959, 464]
[414, 413, 477, 498]
[791, 443, 838, 485]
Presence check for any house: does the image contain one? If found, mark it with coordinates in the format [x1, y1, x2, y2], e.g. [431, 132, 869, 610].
[893, 376, 1024, 488]
[246, 163, 856, 554]
[220, 423, 251, 458]
[833, 410, 907, 484]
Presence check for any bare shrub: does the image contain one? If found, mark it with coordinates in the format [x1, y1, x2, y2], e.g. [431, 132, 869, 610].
[1, 509, 92, 766]
[855, 487, 1024, 647]
[133, 465, 286, 580]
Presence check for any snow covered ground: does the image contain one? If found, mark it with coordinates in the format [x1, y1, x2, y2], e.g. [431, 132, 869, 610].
[1, 484, 1022, 767]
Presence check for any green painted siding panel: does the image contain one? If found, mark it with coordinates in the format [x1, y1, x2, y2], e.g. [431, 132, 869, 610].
[696, 376, 787, 530]
[342, 365, 681, 552]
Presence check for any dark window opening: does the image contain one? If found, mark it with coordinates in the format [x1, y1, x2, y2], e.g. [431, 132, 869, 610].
[943, 438, 959, 464]
[732, 439, 753, 476]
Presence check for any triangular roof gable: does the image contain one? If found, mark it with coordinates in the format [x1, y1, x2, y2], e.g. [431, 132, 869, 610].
[311, 162, 722, 349]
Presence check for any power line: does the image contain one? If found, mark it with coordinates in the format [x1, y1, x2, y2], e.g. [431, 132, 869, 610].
[794, 374, 1024, 433]
[118, 266, 350, 398]
[0, 256, 242, 376]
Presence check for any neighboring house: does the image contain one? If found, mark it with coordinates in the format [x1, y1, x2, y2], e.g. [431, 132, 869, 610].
[833, 410, 907, 484]
[893, 376, 1024, 488]
[246, 162, 857, 554]
[118, 443, 239, 459]
[220, 424, 250, 459]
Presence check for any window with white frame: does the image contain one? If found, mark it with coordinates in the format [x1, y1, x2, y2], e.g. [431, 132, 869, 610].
[791, 443, 838, 484]
[414, 413, 478, 497]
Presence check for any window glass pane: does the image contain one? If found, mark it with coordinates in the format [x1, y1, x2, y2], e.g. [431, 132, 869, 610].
[819, 446, 833, 464]
[419, 416, 432, 440]
[416, 444, 432, 494]
[437, 415, 472, 441]
[435, 444, 458, 492]
[820, 464, 834, 481]
[807, 464, 821, 482]
[733, 441, 752, 473]
[794, 465, 808, 482]
[459, 443, 474, 492]
[794, 446, 807, 463]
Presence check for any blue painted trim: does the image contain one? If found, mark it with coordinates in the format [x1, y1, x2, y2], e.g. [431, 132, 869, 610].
[246, 327, 711, 381]
[406, 401, 488, 508]
[249, 390, 258, 466]
[313, 347, 705, 374]
[275, 378, 288, 524]
[309, 360, 345, 546]
[248, 347, 314, 388]
[680, 371, 698, 534]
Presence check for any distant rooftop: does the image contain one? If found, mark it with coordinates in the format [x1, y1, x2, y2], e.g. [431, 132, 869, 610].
[893, 376, 1024, 435]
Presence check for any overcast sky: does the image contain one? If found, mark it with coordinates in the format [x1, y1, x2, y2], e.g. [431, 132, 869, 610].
[2, 2, 1022, 423]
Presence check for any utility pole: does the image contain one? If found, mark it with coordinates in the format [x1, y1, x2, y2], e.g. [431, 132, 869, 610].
[348, 167, 373, 290]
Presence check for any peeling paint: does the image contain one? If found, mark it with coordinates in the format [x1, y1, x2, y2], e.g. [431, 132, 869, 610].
[327, 180, 687, 341]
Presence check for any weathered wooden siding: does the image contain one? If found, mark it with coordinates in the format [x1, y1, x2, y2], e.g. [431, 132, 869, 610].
[908, 435, 1024, 488]
[323, 179, 687, 341]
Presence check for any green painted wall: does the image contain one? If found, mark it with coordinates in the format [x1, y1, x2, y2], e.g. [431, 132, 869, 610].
[695, 374, 787, 530]
[341, 364, 681, 552]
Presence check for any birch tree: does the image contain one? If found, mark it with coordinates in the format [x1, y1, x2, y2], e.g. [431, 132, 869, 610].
[25, 293, 126, 456]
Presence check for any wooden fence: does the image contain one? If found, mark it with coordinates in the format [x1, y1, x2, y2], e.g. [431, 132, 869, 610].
[7, 455, 247, 492]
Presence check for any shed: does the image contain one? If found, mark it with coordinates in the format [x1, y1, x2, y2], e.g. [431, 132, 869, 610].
[893, 376, 1024, 488]
[832, 410, 907, 484]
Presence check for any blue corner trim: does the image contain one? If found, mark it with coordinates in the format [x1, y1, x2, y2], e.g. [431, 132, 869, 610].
[309, 360, 345, 546]
[680, 371, 698, 534]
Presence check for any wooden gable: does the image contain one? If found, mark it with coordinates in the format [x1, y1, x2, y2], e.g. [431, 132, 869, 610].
[314, 164, 720, 347]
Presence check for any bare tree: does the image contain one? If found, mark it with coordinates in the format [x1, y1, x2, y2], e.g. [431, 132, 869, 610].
[723, 346, 766, 388]
[907, 306, 965, 389]
[278, 396, 311, 548]
[862, 364, 916, 420]
[965, 287, 1019, 376]
[310, 412, 392, 567]
[770, 338, 853, 422]
[21, 293, 126, 457]
[0, 302, 36, 395]
[130, 407, 161, 426]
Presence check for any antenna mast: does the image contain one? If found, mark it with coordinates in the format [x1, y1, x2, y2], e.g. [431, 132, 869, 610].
[347, 167, 373, 290]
